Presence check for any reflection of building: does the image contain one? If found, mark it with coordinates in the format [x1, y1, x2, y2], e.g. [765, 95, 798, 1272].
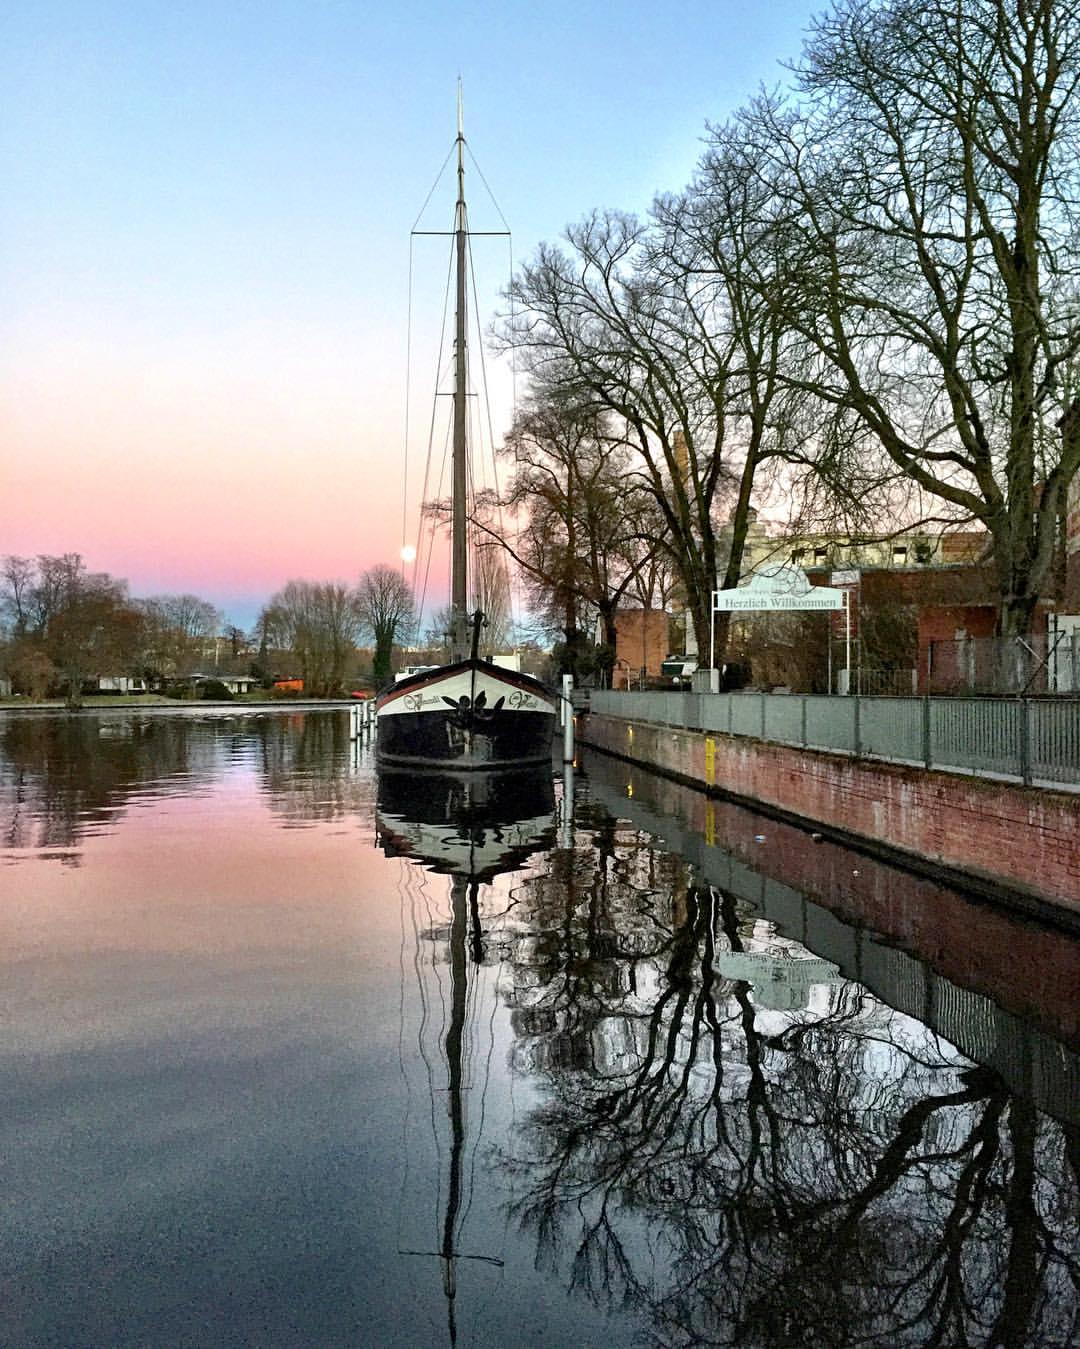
[713, 948, 843, 1012]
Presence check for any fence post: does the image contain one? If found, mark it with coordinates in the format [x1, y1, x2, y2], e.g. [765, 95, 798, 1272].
[922, 696, 932, 770]
[1020, 697, 1032, 787]
[853, 695, 861, 757]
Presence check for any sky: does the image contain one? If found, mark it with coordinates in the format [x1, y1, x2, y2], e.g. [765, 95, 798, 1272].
[2, 0, 820, 632]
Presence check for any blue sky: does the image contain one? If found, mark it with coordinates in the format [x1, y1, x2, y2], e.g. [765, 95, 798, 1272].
[2, 0, 820, 630]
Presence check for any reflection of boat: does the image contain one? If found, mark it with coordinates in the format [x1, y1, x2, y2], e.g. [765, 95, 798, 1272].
[374, 97, 557, 769]
[377, 765, 556, 882]
[382, 763, 557, 1344]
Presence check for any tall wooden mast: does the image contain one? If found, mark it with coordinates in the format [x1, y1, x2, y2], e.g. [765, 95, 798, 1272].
[450, 84, 469, 662]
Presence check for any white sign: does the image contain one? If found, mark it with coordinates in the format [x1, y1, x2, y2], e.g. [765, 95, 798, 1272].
[712, 566, 847, 613]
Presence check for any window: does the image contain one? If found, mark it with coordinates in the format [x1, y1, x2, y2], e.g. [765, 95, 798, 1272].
[814, 546, 828, 563]
[892, 545, 908, 564]
[791, 548, 806, 564]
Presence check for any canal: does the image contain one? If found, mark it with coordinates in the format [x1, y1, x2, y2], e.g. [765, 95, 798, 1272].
[1, 708, 1077, 1347]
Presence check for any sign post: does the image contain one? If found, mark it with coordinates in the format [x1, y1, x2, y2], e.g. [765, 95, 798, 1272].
[711, 566, 852, 693]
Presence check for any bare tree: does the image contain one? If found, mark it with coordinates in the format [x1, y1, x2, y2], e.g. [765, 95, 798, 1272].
[261, 580, 362, 695]
[504, 214, 736, 661]
[731, 0, 1080, 637]
[0, 556, 36, 638]
[470, 532, 514, 656]
[493, 391, 662, 677]
[138, 593, 223, 678]
[11, 556, 142, 707]
[355, 565, 415, 687]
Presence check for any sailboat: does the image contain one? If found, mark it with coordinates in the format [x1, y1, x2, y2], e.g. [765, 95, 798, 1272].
[375, 99, 557, 769]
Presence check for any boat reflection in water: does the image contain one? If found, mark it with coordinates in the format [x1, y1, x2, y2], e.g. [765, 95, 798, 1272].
[376, 764, 557, 1345]
[376, 765, 556, 883]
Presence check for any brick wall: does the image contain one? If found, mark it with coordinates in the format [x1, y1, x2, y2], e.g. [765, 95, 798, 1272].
[611, 608, 668, 687]
[585, 713, 1080, 910]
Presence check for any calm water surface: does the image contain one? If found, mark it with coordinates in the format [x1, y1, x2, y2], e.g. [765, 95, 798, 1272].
[1, 709, 1077, 1348]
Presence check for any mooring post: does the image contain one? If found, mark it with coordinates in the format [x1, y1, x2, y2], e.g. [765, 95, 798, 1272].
[561, 757, 575, 850]
[562, 674, 574, 763]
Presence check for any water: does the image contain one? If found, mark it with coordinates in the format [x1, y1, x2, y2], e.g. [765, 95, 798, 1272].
[1, 709, 1077, 1348]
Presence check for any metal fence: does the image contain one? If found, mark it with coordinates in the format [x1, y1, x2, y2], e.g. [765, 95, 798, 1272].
[928, 631, 1080, 695]
[589, 689, 1080, 791]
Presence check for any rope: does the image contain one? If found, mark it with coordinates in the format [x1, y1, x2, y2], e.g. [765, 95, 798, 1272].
[411, 143, 456, 233]
[410, 241, 456, 643]
[401, 235, 414, 574]
[466, 229, 519, 648]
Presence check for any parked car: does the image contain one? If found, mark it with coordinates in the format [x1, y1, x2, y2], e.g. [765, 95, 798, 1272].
[660, 655, 698, 687]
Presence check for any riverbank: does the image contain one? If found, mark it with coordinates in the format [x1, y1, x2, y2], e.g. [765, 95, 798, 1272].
[0, 697, 356, 714]
[581, 709, 1080, 926]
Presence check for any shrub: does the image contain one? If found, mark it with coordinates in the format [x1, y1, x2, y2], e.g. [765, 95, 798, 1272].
[198, 678, 234, 701]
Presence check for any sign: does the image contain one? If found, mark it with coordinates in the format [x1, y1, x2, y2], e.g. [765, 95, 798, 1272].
[829, 569, 860, 637]
[713, 566, 847, 613]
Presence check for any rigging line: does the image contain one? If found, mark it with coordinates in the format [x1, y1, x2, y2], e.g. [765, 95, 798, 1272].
[416, 415, 452, 643]
[413, 382, 452, 642]
[401, 234, 414, 567]
[463, 236, 493, 612]
[464, 132, 520, 636]
[459, 958, 501, 1241]
[506, 233, 525, 643]
[411, 142, 456, 233]
[463, 143, 511, 233]
[410, 242, 456, 641]
[396, 857, 416, 1257]
[466, 229, 517, 640]
[417, 870, 450, 1144]
[413, 240, 454, 580]
[407, 866, 445, 1235]
[466, 229, 500, 498]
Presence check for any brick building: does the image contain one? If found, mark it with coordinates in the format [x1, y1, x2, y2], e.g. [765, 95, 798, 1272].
[608, 608, 669, 689]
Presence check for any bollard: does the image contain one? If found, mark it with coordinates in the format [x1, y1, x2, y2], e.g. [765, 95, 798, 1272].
[562, 674, 574, 763]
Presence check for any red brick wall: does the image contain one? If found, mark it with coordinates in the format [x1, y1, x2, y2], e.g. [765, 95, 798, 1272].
[612, 609, 668, 687]
[917, 605, 998, 691]
[587, 713, 1080, 910]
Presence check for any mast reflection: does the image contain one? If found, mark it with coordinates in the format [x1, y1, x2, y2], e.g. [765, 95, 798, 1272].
[378, 765, 557, 1345]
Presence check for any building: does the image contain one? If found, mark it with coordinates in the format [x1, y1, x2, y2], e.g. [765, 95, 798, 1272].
[606, 608, 669, 689]
[720, 510, 991, 577]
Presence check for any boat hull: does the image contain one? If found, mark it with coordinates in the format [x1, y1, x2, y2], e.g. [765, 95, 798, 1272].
[375, 659, 557, 768]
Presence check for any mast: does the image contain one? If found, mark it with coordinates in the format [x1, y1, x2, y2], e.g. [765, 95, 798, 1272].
[450, 84, 470, 662]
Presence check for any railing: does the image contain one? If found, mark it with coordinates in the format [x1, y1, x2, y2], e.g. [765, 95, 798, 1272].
[928, 631, 1080, 695]
[588, 689, 1080, 791]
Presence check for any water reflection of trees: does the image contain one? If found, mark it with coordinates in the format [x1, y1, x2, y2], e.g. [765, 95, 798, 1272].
[257, 712, 370, 825]
[0, 715, 206, 855]
[500, 820, 1080, 1348]
[0, 711, 367, 855]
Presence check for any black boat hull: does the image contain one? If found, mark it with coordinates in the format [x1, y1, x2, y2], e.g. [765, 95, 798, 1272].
[375, 658, 557, 769]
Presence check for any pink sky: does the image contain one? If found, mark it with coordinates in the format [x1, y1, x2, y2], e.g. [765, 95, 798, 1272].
[1, 1, 817, 632]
